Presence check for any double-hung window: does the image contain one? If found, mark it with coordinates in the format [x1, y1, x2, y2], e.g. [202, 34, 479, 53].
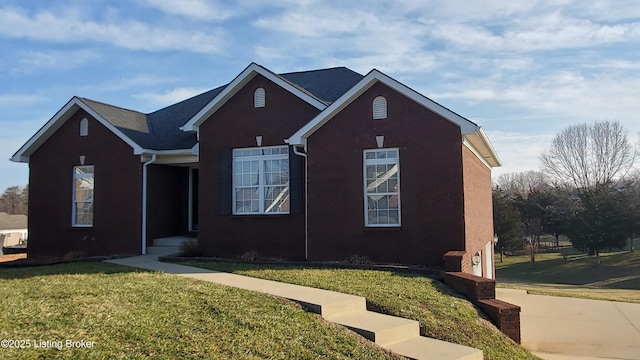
[72, 165, 94, 226]
[364, 149, 400, 227]
[233, 146, 290, 214]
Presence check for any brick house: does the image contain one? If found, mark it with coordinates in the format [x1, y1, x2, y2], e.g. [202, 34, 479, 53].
[12, 63, 500, 277]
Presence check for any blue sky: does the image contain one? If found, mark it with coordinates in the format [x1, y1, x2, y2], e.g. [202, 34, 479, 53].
[1, 0, 640, 191]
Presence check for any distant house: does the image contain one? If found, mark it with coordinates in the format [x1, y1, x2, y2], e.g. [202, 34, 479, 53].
[11, 63, 501, 277]
[0, 212, 28, 248]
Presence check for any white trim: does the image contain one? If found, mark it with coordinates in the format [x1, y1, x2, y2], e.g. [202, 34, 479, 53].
[11, 97, 144, 163]
[363, 148, 401, 227]
[181, 63, 326, 132]
[289, 69, 480, 146]
[462, 138, 492, 169]
[254, 87, 265, 108]
[287, 69, 503, 167]
[141, 154, 157, 254]
[188, 168, 194, 232]
[72, 165, 94, 227]
[79, 118, 88, 136]
[372, 96, 387, 119]
[292, 145, 308, 260]
[232, 145, 290, 215]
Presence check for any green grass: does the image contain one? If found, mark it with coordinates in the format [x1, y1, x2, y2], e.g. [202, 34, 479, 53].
[184, 262, 539, 360]
[496, 250, 640, 303]
[0, 262, 402, 359]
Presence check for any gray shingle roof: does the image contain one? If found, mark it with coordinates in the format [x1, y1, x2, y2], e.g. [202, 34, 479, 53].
[83, 66, 363, 151]
[0, 212, 27, 230]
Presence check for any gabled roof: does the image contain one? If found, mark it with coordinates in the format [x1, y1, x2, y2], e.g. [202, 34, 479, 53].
[0, 212, 27, 230]
[11, 97, 146, 162]
[11, 63, 500, 167]
[287, 69, 502, 167]
[180, 63, 363, 132]
[11, 63, 364, 163]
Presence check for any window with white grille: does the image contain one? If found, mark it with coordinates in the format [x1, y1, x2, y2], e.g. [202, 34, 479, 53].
[73, 165, 94, 226]
[233, 146, 289, 214]
[372, 96, 387, 119]
[364, 149, 400, 226]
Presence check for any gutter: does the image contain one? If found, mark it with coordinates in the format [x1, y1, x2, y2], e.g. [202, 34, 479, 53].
[292, 145, 308, 260]
[141, 153, 157, 255]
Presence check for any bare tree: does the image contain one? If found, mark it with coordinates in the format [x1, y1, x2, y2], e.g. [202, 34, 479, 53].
[495, 171, 549, 198]
[540, 121, 636, 189]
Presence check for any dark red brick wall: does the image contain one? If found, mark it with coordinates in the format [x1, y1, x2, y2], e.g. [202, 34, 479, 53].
[443, 271, 495, 302]
[28, 109, 143, 258]
[198, 74, 317, 260]
[443, 271, 521, 343]
[462, 145, 494, 277]
[146, 164, 190, 243]
[478, 299, 522, 343]
[306, 81, 466, 266]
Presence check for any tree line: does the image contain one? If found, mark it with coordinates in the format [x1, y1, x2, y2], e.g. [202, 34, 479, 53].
[0, 185, 28, 215]
[493, 121, 639, 265]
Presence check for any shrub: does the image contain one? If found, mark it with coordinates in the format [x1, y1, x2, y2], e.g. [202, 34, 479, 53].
[63, 251, 88, 261]
[240, 251, 261, 262]
[179, 238, 202, 257]
[345, 254, 372, 265]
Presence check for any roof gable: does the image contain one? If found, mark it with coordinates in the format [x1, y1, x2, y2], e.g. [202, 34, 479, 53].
[11, 97, 145, 163]
[287, 69, 501, 167]
[181, 63, 330, 132]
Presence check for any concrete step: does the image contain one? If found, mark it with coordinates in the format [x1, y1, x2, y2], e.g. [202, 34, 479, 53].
[153, 236, 190, 247]
[386, 336, 483, 360]
[331, 311, 420, 346]
[146, 246, 181, 256]
[106, 255, 484, 359]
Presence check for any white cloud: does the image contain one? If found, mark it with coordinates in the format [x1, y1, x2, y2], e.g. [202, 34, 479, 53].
[431, 12, 640, 52]
[485, 130, 555, 178]
[132, 87, 209, 109]
[12, 49, 99, 74]
[0, 6, 225, 54]
[0, 94, 45, 109]
[141, 0, 233, 21]
[0, 118, 45, 190]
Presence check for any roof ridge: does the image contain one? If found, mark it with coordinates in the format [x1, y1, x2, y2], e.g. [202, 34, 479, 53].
[279, 66, 351, 76]
[79, 97, 145, 115]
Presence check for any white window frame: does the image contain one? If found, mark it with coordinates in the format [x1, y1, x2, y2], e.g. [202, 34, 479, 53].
[72, 165, 94, 227]
[80, 118, 89, 136]
[363, 148, 401, 227]
[254, 87, 265, 108]
[373, 96, 387, 119]
[232, 146, 289, 215]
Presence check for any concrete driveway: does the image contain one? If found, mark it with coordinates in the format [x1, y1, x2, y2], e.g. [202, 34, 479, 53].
[496, 288, 640, 360]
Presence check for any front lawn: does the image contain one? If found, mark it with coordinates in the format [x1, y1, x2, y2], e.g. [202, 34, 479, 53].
[496, 250, 640, 303]
[185, 262, 539, 360]
[0, 262, 400, 359]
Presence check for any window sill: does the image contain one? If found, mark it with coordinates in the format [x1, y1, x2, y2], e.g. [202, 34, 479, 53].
[364, 226, 402, 232]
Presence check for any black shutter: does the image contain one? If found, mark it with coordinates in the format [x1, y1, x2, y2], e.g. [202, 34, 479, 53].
[289, 146, 304, 214]
[219, 148, 232, 215]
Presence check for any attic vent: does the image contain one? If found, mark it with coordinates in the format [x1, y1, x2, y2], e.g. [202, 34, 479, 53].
[254, 87, 265, 108]
[80, 118, 89, 136]
[373, 96, 387, 119]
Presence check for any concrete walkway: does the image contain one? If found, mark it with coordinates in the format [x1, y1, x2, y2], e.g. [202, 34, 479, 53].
[496, 288, 640, 360]
[106, 251, 482, 360]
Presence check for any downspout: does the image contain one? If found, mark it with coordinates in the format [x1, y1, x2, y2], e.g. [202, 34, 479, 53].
[141, 153, 157, 255]
[292, 145, 308, 260]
